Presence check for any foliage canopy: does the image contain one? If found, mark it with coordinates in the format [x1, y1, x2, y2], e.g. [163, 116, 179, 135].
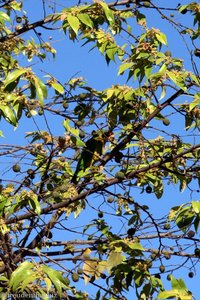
[0, 0, 199, 299]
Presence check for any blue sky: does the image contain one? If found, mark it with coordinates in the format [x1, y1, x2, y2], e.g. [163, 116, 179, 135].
[1, 0, 200, 299]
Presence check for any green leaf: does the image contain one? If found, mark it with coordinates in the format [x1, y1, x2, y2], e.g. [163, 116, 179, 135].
[157, 290, 182, 299]
[13, 102, 23, 120]
[194, 216, 200, 232]
[30, 82, 37, 99]
[192, 201, 200, 214]
[0, 105, 17, 126]
[51, 82, 64, 94]
[167, 71, 187, 91]
[4, 76, 20, 92]
[107, 251, 125, 272]
[158, 63, 167, 74]
[83, 260, 98, 284]
[77, 13, 93, 28]
[136, 12, 146, 25]
[63, 118, 80, 138]
[42, 265, 67, 298]
[178, 5, 189, 13]
[106, 46, 117, 61]
[118, 62, 133, 75]
[0, 292, 8, 300]
[171, 277, 187, 290]
[4, 69, 26, 88]
[28, 195, 41, 216]
[0, 196, 7, 213]
[156, 32, 167, 45]
[71, 135, 85, 147]
[9, 261, 34, 291]
[158, 276, 192, 300]
[189, 93, 200, 111]
[0, 11, 11, 23]
[33, 77, 47, 103]
[128, 242, 144, 251]
[0, 276, 8, 283]
[159, 86, 166, 100]
[44, 277, 52, 294]
[99, 1, 115, 25]
[67, 14, 80, 34]
[176, 209, 194, 230]
[20, 273, 38, 292]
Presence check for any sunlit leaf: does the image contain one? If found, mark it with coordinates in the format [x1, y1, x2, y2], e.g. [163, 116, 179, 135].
[99, 1, 115, 25]
[28, 195, 41, 216]
[155, 32, 167, 45]
[118, 62, 134, 75]
[33, 77, 47, 103]
[20, 273, 38, 292]
[42, 265, 68, 298]
[9, 262, 34, 291]
[77, 13, 93, 28]
[4, 69, 26, 88]
[107, 251, 125, 273]
[189, 93, 200, 111]
[67, 14, 80, 34]
[192, 201, 200, 214]
[52, 82, 64, 94]
[0, 11, 11, 23]
[0, 105, 17, 126]
[44, 277, 52, 294]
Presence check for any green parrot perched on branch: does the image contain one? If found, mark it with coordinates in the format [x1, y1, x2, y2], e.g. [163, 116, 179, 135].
[71, 130, 112, 184]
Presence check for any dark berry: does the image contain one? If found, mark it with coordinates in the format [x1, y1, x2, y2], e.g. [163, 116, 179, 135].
[16, 16, 22, 23]
[187, 230, 195, 238]
[146, 185, 152, 194]
[127, 228, 136, 236]
[188, 271, 194, 278]
[98, 211, 104, 218]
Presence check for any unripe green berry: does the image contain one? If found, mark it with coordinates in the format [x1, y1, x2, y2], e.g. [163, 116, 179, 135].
[72, 272, 79, 282]
[163, 118, 170, 126]
[115, 171, 125, 180]
[12, 164, 21, 173]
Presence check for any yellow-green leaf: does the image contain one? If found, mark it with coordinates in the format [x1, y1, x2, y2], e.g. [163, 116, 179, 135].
[44, 277, 52, 293]
[42, 265, 67, 297]
[0, 105, 17, 126]
[67, 14, 80, 34]
[192, 201, 200, 214]
[20, 273, 38, 292]
[4, 69, 26, 87]
[189, 93, 200, 111]
[156, 32, 167, 45]
[83, 260, 98, 284]
[107, 251, 125, 273]
[118, 62, 134, 75]
[52, 82, 64, 94]
[63, 118, 80, 137]
[0, 11, 11, 23]
[99, 1, 115, 25]
[9, 261, 34, 290]
[28, 195, 41, 216]
[33, 77, 47, 103]
[77, 13, 93, 28]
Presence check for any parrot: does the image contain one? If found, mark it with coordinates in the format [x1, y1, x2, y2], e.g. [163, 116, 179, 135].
[71, 130, 112, 184]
